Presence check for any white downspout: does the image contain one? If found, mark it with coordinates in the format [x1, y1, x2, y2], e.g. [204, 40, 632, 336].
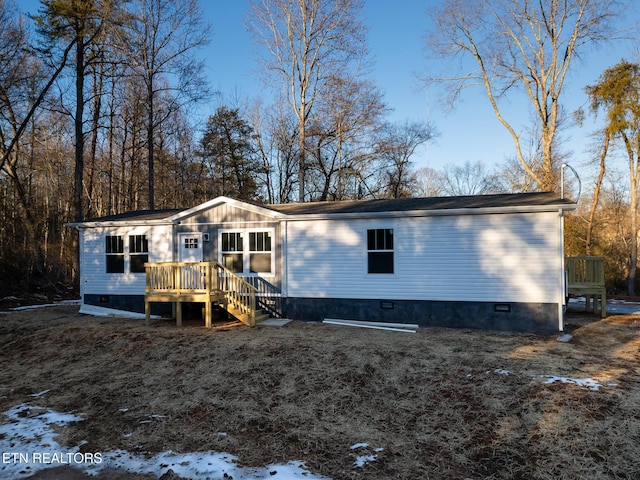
[281, 219, 288, 298]
[558, 208, 566, 331]
[78, 227, 85, 307]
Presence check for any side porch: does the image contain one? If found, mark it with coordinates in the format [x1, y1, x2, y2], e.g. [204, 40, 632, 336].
[144, 262, 271, 327]
[565, 256, 606, 317]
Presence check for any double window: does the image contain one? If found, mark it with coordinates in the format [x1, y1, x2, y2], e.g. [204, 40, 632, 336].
[220, 230, 273, 275]
[105, 234, 148, 274]
[367, 228, 394, 274]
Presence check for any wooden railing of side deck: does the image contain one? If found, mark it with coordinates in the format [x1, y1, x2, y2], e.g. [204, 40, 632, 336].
[565, 256, 606, 317]
[145, 262, 263, 327]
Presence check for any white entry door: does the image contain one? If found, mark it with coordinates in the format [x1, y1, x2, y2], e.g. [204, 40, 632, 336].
[178, 233, 203, 262]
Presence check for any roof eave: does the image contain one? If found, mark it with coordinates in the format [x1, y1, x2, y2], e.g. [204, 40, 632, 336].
[279, 202, 577, 221]
[67, 218, 174, 229]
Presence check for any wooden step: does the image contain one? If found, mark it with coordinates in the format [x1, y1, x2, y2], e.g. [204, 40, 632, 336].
[226, 305, 269, 326]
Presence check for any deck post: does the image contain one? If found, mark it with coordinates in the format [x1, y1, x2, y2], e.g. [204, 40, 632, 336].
[205, 300, 211, 328]
[145, 299, 151, 327]
[205, 262, 212, 328]
[176, 301, 182, 327]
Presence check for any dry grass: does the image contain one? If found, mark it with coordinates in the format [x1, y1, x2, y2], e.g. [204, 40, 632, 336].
[1, 305, 639, 479]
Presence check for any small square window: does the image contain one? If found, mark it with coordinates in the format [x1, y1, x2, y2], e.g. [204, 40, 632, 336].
[184, 238, 199, 249]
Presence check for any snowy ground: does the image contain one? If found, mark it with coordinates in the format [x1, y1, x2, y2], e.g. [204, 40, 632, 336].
[568, 296, 640, 315]
[0, 401, 333, 479]
[1, 378, 617, 479]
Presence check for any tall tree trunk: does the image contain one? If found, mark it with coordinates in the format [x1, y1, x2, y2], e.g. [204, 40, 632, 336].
[630, 181, 637, 297]
[623, 133, 639, 296]
[147, 80, 155, 210]
[298, 101, 305, 203]
[586, 131, 609, 255]
[87, 62, 103, 218]
[74, 36, 85, 222]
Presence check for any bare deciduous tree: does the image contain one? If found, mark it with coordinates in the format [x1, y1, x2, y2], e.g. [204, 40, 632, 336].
[440, 160, 494, 196]
[428, 0, 622, 192]
[307, 75, 387, 201]
[121, 0, 210, 210]
[248, 0, 367, 202]
[373, 121, 435, 199]
[413, 167, 445, 197]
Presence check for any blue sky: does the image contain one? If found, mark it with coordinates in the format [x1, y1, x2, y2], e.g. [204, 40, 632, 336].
[19, 0, 639, 175]
[201, 0, 639, 176]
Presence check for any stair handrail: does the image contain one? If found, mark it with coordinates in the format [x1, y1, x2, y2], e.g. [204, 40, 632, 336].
[214, 262, 258, 326]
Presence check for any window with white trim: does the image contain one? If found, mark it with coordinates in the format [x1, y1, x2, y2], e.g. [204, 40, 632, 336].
[367, 228, 394, 274]
[249, 231, 272, 273]
[105, 234, 149, 274]
[219, 230, 273, 275]
[221, 232, 243, 273]
[105, 236, 124, 273]
[129, 235, 149, 273]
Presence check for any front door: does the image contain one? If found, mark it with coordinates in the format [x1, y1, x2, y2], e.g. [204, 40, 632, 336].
[178, 233, 203, 262]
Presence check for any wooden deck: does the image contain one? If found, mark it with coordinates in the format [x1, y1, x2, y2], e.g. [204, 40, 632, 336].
[144, 262, 269, 327]
[565, 256, 606, 317]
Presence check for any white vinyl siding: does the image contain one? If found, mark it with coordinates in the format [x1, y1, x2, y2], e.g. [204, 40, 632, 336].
[80, 225, 172, 295]
[285, 212, 561, 303]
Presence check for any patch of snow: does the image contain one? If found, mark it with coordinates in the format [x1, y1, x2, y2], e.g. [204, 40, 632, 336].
[354, 454, 377, 467]
[29, 389, 50, 398]
[568, 296, 640, 315]
[0, 403, 331, 479]
[91, 450, 325, 479]
[493, 368, 511, 375]
[350, 442, 368, 450]
[541, 376, 611, 391]
[350, 443, 383, 468]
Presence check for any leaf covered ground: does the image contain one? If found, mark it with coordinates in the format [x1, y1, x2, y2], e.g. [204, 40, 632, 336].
[1, 305, 639, 479]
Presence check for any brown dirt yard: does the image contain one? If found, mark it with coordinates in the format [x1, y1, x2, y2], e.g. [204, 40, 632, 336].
[1, 304, 639, 480]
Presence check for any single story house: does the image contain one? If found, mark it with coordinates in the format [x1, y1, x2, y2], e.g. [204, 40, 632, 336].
[68, 192, 576, 333]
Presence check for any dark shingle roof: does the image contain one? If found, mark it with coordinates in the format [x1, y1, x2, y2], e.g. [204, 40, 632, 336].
[75, 192, 573, 225]
[82, 208, 186, 223]
[265, 192, 572, 215]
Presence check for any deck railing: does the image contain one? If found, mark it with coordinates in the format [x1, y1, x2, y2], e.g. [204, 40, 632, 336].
[145, 262, 259, 326]
[565, 256, 606, 317]
[565, 256, 604, 286]
[146, 262, 215, 294]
